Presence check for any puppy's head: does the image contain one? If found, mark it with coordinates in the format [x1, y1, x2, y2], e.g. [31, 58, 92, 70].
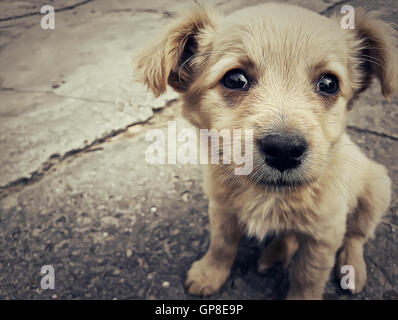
[136, 4, 398, 190]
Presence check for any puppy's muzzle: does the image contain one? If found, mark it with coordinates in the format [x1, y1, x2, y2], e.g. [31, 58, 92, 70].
[258, 133, 308, 172]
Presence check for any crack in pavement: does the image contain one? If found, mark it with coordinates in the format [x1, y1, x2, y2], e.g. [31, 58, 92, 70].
[347, 125, 398, 142]
[0, 98, 178, 199]
[105, 8, 176, 17]
[0, 0, 96, 22]
[0, 86, 116, 105]
[0, 116, 154, 200]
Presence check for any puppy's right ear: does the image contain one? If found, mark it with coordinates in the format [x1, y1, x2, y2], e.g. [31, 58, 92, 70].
[350, 8, 398, 99]
[135, 4, 218, 97]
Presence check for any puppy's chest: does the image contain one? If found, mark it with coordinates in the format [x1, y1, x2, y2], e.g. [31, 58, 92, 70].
[234, 189, 319, 240]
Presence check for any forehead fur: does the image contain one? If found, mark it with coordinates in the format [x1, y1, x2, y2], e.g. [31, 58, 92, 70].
[218, 4, 348, 59]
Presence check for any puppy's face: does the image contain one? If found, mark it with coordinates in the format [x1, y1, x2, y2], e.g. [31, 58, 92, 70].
[137, 4, 398, 189]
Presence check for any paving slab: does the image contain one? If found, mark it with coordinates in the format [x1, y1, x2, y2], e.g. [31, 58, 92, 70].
[0, 0, 181, 187]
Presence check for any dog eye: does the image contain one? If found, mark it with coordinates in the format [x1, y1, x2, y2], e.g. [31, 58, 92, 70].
[316, 74, 339, 95]
[222, 69, 249, 90]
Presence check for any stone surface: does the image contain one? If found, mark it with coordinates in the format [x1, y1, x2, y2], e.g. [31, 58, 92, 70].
[0, 0, 397, 300]
[348, 81, 398, 139]
[0, 0, 180, 186]
[0, 1, 94, 20]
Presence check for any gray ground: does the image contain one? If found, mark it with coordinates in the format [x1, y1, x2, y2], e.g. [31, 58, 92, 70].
[0, 0, 397, 300]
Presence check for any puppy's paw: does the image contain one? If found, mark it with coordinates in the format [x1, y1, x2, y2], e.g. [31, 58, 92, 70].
[336, 245, 367, 294]
[185, 258, 230, 296]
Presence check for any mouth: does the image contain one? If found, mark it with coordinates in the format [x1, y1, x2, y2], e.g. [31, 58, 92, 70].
[259, 178, 308, 189]
[250, 169, 313, 190]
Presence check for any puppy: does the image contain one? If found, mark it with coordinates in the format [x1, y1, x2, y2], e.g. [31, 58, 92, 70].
[136, 3, 397, 299]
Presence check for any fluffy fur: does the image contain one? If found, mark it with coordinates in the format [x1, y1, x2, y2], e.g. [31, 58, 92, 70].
[135, 3, 397, 299]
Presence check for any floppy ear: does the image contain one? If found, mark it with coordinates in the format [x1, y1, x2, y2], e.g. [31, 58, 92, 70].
[134, 4, 218, 97]
[350, 8, 398, 98]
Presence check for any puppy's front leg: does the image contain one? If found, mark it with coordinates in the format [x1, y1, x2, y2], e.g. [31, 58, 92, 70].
[185, 200, 242, 296]
[287, 235, 342, 300]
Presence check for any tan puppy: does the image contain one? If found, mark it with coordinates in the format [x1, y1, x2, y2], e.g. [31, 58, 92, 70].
[136, 3, 397, 299]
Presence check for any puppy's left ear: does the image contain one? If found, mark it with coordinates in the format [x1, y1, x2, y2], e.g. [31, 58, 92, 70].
[350, 8, 398, 98]
[134, 4, 218, 97]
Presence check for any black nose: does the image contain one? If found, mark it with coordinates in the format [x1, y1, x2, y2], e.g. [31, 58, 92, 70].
[259, 134, 308, 172]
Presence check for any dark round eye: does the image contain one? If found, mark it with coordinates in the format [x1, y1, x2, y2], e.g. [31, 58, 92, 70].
[221, 69, 249, 90]
[316, 74, 339, 95]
